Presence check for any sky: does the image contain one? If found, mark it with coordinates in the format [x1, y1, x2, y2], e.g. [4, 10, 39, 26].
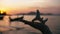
[0, 0, 60, 14]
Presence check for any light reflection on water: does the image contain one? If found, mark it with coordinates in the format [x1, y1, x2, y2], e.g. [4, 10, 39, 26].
[0, 15, 60, 34]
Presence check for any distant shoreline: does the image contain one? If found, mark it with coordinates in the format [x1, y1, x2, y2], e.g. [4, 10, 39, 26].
[18, 14, 60, 16]
[0, 14, 60, 17]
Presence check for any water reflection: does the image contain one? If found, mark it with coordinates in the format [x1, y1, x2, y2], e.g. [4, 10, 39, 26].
[0, 15, 60, 34]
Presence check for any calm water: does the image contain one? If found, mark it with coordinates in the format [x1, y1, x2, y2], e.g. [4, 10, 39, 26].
[0, 15, 60, 34]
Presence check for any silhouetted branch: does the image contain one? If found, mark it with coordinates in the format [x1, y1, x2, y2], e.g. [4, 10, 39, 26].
[9, 10, 52, 34]
[19, 18, 52, 34]
[9, 16, 52, 34]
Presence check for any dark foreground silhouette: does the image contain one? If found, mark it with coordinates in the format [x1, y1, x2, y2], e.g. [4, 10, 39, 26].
[9, 16, 52, 34]
[9, 15, 24, 22]
[0, 32, 2, 34]
[21, 19, 52, 34]
[0, 12, 6, 20]
[9, 15, 24, 30]
[9, 10, 52, 34]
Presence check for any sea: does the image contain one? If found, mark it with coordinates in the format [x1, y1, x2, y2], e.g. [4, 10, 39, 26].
[0, 15, 60, 34]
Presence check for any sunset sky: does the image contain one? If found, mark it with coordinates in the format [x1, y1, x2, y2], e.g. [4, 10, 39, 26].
[0, 0, 60, 14]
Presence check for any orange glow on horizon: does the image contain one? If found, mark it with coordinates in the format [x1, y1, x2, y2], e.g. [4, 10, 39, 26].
[0, 0, 59, 14]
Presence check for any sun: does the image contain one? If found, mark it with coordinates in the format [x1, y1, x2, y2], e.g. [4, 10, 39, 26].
[0, 0, 48, 14]
[0, 8, 6, 14]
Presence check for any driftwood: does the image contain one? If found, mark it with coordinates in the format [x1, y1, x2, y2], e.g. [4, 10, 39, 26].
[20, 19, 52, 34]
[9, 15, 24, 22]
[9, 16, 52, 34]
[9, 10, 52, 34]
